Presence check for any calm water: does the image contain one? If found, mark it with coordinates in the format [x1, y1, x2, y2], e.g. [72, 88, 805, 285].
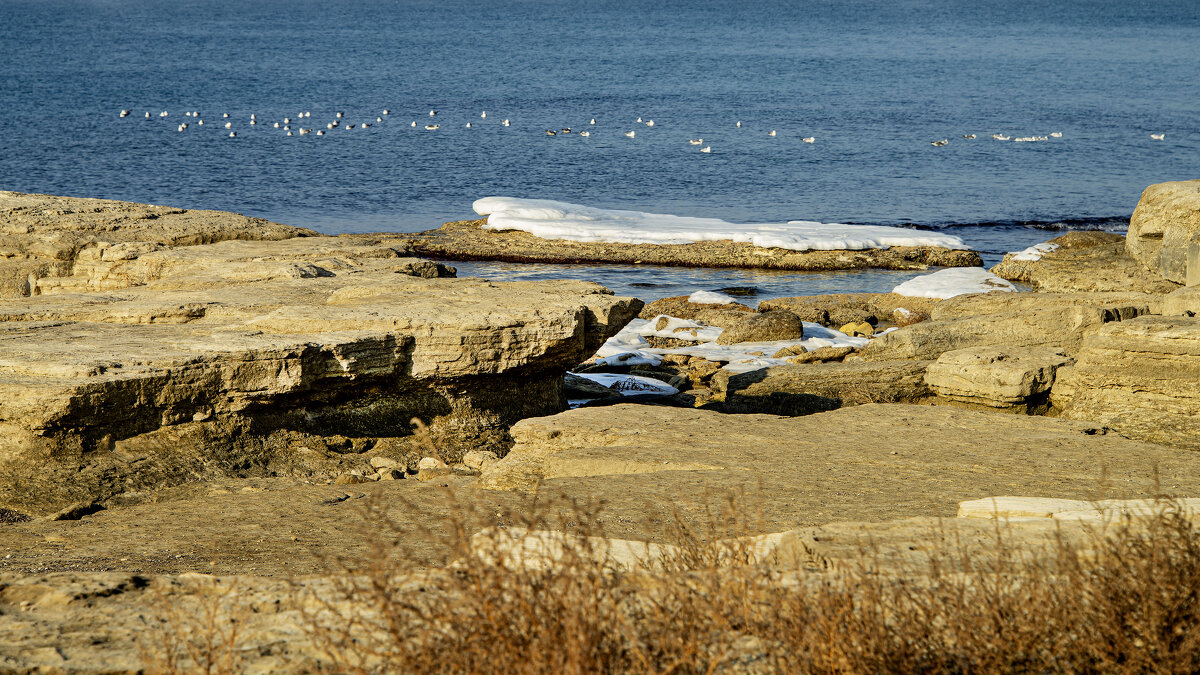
[2, 0, 1197, 296]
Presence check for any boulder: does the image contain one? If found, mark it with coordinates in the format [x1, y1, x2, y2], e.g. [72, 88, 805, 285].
[1160, 286, 1200, 316]
[1062, 316, 1200, 450]
[924, 346, 1073, 412]
[991, 231, 1178, 294]
[715, 309, 804, 344]
[711, 360, 933, 415]
[1126, 180, 1200, 285]
[759, 293, 939, 328]
[637, 295, 754, 326]
[860, 293, 1155, 362]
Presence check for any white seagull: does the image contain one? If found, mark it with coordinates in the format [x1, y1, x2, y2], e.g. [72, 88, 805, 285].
[624, 130, 636, 138]
[688, 139, 703, 145]
[1150, 133, 1165, 140]
[768, 130, 776, 137]
[699, 146, 711, 153]
[802, 137, 815, 143]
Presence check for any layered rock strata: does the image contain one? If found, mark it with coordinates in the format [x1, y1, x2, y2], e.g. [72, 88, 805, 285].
[1062, 315, 1200, 450]
[859, 292, 1155, 362]
[924, 346, 1073, 413]
[0, 196, 641, 516]
[409, 219, 984, 271]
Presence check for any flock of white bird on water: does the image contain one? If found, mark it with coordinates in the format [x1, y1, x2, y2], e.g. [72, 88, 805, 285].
[118, 108, 1169, 150]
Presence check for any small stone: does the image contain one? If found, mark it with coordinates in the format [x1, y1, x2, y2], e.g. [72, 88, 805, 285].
[416, 456, 450, 482]
[451, 463, 481, 477]
[838, 321, 874, 338]
[333, 474, 368, 485]
[773, 345, 807, 358]
[892, 307, 929, 327]
[370, 456, 401, 470]
[462, 449, 500, 471]
[377, 468, 404, 480]
[787, 345, 857, 364]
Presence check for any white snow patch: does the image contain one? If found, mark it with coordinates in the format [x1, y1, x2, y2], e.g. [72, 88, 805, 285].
[891, 267, 1016, 299]
[473, 197, 967, 252]
[687, 290, 740, 305]
[573, 372, 679, 396]
[1010, 242, 1060, 261]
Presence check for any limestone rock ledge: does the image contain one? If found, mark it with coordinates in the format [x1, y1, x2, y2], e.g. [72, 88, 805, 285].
[0, 190, 316, 297]
[0, 199, 642, 516]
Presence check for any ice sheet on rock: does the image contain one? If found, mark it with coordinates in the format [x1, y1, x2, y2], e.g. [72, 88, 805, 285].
[687, 290, 740, 305]
[574, 372, 679, 396]
[590, 317, 869, 374]
[891, 267, 1016, 299]
[474, 197, 967, 251]
[1010, 242, 1060, 261]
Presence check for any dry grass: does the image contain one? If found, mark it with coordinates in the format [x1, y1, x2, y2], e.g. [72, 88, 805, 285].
[288, 491, 1200, 674]
[139, 575, 253, 674]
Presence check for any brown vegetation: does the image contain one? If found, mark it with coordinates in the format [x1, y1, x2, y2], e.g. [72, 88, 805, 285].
[240, 491, 1200, 674]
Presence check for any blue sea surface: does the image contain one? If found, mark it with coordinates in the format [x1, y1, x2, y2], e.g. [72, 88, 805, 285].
[1, 0, 1197, 294]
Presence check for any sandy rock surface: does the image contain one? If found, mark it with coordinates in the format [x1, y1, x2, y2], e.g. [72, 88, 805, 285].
[479, 404, 1200, 520]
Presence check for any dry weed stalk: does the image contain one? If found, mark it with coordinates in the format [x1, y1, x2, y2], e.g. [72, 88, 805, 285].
[138, 575, 253, 674]
[292, 488, 1200, 674]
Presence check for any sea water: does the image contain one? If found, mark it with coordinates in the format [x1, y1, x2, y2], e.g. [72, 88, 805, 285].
[1, 0, 1196, 300]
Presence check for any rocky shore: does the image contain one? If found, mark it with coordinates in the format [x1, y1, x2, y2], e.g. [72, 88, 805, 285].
[3, 181, 1200, 672]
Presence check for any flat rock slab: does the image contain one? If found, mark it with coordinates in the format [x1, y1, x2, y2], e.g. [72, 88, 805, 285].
[479, 403, 1200, 529]
[712, 360, 933, 415]
[991, 231, 1180, 294]
[408, 219, 983, 271]
[924, 346, 1072, 409]
[1063, 315, 1200, 450]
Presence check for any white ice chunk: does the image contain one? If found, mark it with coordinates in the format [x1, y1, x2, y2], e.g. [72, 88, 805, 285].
[590, 318, 870, 375]
[593, 350, 663, 367]
[1010, 242, 1060, 261]
[891, 267, 1016, 299]
[573, 372, 679, 396]
[687, 290, 739, 305]
[473, 197, 967, 252]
